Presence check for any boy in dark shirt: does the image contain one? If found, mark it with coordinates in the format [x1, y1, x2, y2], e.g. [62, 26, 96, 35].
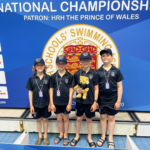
[70, 52, 99, 148]
[26, 58, 51, 145]
[96, 49, 124, 148]
[50, 55, 74, 146]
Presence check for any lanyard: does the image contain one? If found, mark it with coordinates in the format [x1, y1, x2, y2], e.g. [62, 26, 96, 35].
[80, 68, 90, 77]
[103, 68, 110, 83]
[35, 75, 45, 91]
[56, 72, 62, 91]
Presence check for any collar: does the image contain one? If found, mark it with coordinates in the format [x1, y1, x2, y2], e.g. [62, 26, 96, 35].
[34, 73, 45, 78]
[56, 70, 69, 77]
[80, 68, 93, 74]
[98, 64, 116, 71]
[34, 74, 38, 78]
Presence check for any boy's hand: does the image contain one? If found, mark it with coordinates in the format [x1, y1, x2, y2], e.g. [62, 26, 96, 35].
[90, 102, 97, 112]
[48, 104, 51, 112]
[97, 103, 99, 109]
[76, 87, 83, 94]
[66, 104, 72, 112]
[51, 104, 56, 112]
[30, 106, 34, 114]
[114, 102, 120, 110]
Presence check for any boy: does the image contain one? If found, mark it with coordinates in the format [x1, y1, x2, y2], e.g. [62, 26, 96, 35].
[26, 58, 51, 145]
[70, 52, 99, 148]
[96, 48, 124, 148]
[50, 55, 74, 146]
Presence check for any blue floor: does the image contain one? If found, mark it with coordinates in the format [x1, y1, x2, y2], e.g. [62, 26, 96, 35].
[0, 132, 21, 144]
[0, 132, 150, 150]
[131, 137, 150, 150]
[28, 133, 126, 148]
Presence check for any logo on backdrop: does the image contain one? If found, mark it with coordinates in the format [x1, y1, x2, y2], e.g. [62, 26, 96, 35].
[0, 55, 4, 69]
[0, 87, 8, 99]
[0, 71, 6, 84]
[42, 24, 120, 76]
[42, 24, 120, 98]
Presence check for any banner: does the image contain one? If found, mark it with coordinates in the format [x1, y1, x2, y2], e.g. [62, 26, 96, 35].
[0, 0, 150, 111]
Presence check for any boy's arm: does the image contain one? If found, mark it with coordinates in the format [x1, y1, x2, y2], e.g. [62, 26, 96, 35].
[94, 85, 99, 102]
[117, 81, 123, 103]
[49, 75, 56, 112]
[73, 73, 77, 91]
[50, 88, 56, 112]
[91, 71, 99, 112]
[114, 81, 123, 110]
[29, 90, 34, 114]
[91, 85, 99, 112]
[48, 76, 51, 112]
[48, 89, 51, 112]
[74, 85, 79, 91]
[66, 88, 73, 111]
[67, 74, 75, 111]
[69, 88, 73, 105]
[50, 88, 54, 105]
[29, 90, 33, 107]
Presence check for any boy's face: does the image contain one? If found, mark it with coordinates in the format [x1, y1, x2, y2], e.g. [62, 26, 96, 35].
[101, 53, 113, 64]
[35, 63, 45, 73]
[80, 59, 91, 68]
[56, 62, 67, 71]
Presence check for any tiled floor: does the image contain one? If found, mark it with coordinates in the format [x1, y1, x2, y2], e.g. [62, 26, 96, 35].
[0, 132, 21, 144]
[1, 132, 150, 150]
[29, 133, 126, 148]
[131, 137, 150, 150]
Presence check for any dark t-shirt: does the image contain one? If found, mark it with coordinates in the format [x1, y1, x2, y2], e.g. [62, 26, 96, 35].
[26, 74, 51, 108]
[96, 65, 124, 106]
[50, 71, 75, 106]
[74, 68, 99, 104]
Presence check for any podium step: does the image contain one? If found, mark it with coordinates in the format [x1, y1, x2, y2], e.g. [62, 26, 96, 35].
[0, 109, 137, 135]
[0, 109, 27, 132]
[133, 112, 150, 136]
[23, 111, 137, 136]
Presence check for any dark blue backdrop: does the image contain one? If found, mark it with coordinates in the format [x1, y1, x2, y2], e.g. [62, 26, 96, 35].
[0, 0, 150, 111]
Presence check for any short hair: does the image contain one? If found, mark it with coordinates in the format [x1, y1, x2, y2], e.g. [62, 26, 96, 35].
[32, 65, 48, 74]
